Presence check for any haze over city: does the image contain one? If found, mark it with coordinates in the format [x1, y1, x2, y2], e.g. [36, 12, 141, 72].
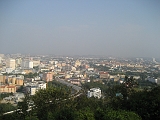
[0, 0, 160, 57]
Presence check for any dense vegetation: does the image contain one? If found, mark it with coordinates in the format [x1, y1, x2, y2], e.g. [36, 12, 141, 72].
[0, 103, 17, 115]
[1, 77, 160, 120]
[0, 87, 141, 120]
[0, 93, 13, 100]
[24, 72, 39, 78]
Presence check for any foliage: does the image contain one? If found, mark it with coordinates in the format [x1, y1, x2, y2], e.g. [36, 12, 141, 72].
[0, 93, 13, 100]
[0, 103, 16, 115]
[16, 86, 24, 92]
[82, 81, 108, 93]
[95, 108, 141, 120]
[3, 84, 160, 120]
[55, 107, 75, 120]
[16, 94, 31, 119]
[126, 86, 160, 120]
[122, 76, 138, 88]
[105, 109, 141, 120]
[75, 107, 95, 120]
[0, 113, 17, 120]
[31, 87, 71, 120]
[47, 81, 71, 90]
[138, 79, 157, 88]
[24, 72, 38, 78]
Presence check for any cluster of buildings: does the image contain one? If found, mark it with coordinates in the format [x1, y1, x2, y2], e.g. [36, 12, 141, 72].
[0, 73, 47, 95]
[146, 77, 160, 84]
[0, 74, 23, 93]
[24, 81, 46, 95]
[1, 53, 160, 97]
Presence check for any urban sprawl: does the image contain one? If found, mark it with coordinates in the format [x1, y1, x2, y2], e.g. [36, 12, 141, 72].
[0, 53, 160, 106]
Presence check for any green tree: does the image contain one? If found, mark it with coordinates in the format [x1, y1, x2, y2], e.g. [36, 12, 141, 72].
[32, 87, 71, 120]
[127, 86, 160, 120]
[16, 94, 30, 119]
[25, 115, 39, 120]
[55, 107, 75, 120]
[75, 107, 95, 120]
[95, 108, 141, 120]
[105, 109, 141, 120]
[123, 76, 138, 88]
[0, 103, 16, 115]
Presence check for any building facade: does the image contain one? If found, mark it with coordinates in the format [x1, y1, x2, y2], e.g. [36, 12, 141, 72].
[21, 60, 33, 69]
[7, 59, 16, 70]
[43, 72, 53, 82]
[99, 71, 109, 79]
[0, 85, 16, 93]
[87, 88, 101, 99]
[0, 75, 6, 84]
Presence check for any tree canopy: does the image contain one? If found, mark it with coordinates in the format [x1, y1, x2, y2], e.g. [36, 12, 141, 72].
[2, 83, 160, 120]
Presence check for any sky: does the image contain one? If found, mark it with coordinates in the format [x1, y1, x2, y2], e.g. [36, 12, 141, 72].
[0, 0, 160, 58]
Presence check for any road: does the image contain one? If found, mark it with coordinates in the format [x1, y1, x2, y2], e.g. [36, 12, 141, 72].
[56, 79, 82, 92]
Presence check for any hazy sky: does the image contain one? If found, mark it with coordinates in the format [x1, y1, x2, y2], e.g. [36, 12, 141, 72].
[0, 0, 160, 57]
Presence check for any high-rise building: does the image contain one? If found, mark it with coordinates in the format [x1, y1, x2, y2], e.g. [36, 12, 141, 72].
[16, 58, 22, 67]
[43, 72, 53, 82]
[153, 58, 156, 63]
[7, 59, 16, 70]
[21, 60, 33, 69]
[29, 61, 33, 68]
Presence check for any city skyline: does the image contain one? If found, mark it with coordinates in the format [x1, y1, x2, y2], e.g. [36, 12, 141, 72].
[0, 0, 160, 58]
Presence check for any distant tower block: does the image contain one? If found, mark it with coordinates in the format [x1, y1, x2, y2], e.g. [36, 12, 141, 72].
[7, 59, 16, 70]
[153, 58, 156, 63]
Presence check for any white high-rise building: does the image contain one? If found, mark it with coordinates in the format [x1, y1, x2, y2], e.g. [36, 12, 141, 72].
[21, 60, 33, 69]
[153, 58, 156, 63]
[7, 59, 16, 70]
[16, 58, 22, 66]
[29, 61, 33, 68]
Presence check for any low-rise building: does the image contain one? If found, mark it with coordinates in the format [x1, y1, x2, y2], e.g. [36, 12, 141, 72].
[87, 88, 101, 99]
[65, 74, 72, 79]
[7, 76, 16, 84]
[99, 71, 109, 79]
[27, 86, 38, 95]
[7, 75, 24, 86]
[0, 85, 16, 93]
[146, 77, 157, 83]
[5, 68, 14, 73]
[0, 75, 6, 84]
[16, 78, 24, 86]
[23, 69, 34, 74]
[25, 81, 46, 95]
[70, 79, 81, 86]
